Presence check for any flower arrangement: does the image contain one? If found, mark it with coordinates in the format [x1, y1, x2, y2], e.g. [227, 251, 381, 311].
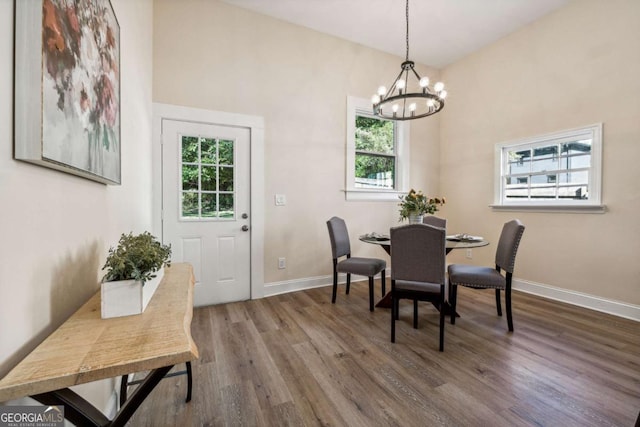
[102, 232, 171, 284]
[398, 189, 446, 221]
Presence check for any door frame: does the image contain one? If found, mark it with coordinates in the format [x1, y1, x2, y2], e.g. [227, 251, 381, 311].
[152, 102, 265, 300]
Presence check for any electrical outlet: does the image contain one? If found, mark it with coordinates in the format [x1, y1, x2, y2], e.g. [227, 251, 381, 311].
[466, 249, 473, 259]
[278, 257, 286, 269]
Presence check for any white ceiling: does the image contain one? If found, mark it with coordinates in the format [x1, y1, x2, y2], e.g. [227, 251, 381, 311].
[221, 0, 569, 68]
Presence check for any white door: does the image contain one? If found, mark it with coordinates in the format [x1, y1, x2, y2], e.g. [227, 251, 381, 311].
[162, 119, 251, 306]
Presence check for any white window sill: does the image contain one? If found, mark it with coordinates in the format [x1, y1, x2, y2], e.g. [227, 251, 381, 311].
[344, 189, 403, 202]
[490, 204, 606, 214]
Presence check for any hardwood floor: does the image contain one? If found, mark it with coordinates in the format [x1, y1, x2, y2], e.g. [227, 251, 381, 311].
[126, 281, 640, 426]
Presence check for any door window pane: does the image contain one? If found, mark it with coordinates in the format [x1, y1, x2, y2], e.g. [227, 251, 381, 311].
[201, 193, 217, 217]
[201, 166, 217, 191]
[182, 165, 198, 191]
[219, 167, 234, 192]
[201, 138, 217, 164]
[182, 137, 198, 163]
[219, 194, 234, 218]
[219, 140, 234, 165]
[182, 192, 199, 217]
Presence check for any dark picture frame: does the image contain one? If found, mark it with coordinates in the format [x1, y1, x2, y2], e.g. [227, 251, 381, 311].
[14, 0, 121, 185]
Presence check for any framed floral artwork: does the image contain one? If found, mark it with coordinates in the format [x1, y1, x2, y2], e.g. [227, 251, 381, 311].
[14, 0, 121, 185]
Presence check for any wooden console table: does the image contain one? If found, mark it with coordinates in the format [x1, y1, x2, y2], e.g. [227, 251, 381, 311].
[0, 263, 199, 427]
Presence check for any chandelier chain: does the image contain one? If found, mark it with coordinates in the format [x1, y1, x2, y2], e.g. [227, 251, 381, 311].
[405, 0, 409, 61]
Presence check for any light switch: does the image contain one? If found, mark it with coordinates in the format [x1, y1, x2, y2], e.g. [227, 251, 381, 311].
[275, 194, 286, 206]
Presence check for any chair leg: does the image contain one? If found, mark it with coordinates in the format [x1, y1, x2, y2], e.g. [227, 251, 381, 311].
[395, 298, 400, 320]
[381, 270, 386, 296]
[368, 276, 374, 311]
[495, 288, 502, 316]
[506, 274, 514, 332]
[450, 285, 457, 325]
[346, 273, 351, 295]
[439, 285, 445, 352]
[331, 262, 338, 304]
[390, 282, 396, 343]
[413, 300, 418, 329]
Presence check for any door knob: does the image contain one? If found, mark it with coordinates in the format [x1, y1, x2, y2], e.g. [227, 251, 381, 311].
[242, 213, 248, 219]
[242, 225, 249, 232]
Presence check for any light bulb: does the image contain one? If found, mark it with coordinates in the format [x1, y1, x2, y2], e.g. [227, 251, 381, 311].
[427, 99, 435, 108]
[392, 104, 399, 113]
[439, 90, 447, 99]
[371, 94, 381, 104]
[419, 77, 429, 87]
[434, 82, 445, 92]
[396, 79, 405, 90]
[409, 103, 417, 112]
[377, 86, 387, 96]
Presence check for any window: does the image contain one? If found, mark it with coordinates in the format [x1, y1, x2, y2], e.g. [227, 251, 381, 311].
[493, 123, 604, 212]
[180, 135, 235, 219]
[346, 96, 409, 201]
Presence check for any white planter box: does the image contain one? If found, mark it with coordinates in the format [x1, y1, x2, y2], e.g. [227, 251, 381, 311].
[101, 269, 164, 319]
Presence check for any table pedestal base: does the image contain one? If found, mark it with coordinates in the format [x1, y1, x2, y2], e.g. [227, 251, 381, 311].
[376, 292, 459, 316]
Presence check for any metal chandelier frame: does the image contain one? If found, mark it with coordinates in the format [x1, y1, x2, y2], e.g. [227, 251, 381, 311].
[371, 0, 447, 121]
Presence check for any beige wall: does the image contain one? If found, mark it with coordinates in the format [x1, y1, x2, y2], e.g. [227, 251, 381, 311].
[441, 0, 640, 304]
[154, 0, 639, 307]
[153, 0, 441, 283]
[0, 0, 154, 410]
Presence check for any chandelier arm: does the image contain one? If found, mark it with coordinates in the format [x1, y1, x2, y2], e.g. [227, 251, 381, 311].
[401, 67, 410, 117]
[408, 67, 430, 93]
[409, 67, 422, 82]
[386, 68, 408, 99]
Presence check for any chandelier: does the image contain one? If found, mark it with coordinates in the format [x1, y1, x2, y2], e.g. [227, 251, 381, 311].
[371, 0, 447, 121]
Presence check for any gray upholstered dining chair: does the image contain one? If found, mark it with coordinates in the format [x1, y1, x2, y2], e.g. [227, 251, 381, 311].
[390, 223, 447, 351]
[422, 215, 446, 228]
[448, 219, 525, 332]
[326, 217, 386, 311]
[393, 216, 446, 322]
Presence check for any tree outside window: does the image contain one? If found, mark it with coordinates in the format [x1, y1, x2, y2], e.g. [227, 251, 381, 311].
[354, 115, 395, 190]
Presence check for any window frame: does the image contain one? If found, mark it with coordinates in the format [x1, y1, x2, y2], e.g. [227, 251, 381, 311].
[345, 96, 410, 201]
[493, 123, 605, 213]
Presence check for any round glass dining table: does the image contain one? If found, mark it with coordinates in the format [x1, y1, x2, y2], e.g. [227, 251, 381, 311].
[359, 234, 489, 256]
[359, 233, 490, 310]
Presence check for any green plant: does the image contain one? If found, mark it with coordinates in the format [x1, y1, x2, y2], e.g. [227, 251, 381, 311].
[102, 232, 171, 284]
[398, 189, 445, 221]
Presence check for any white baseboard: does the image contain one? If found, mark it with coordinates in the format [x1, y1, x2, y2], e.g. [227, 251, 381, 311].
[264, 275, 333, 297]
[263, 271, 392, 297]
[513, 278, 640, 322]
[263, 275, 640, 322]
